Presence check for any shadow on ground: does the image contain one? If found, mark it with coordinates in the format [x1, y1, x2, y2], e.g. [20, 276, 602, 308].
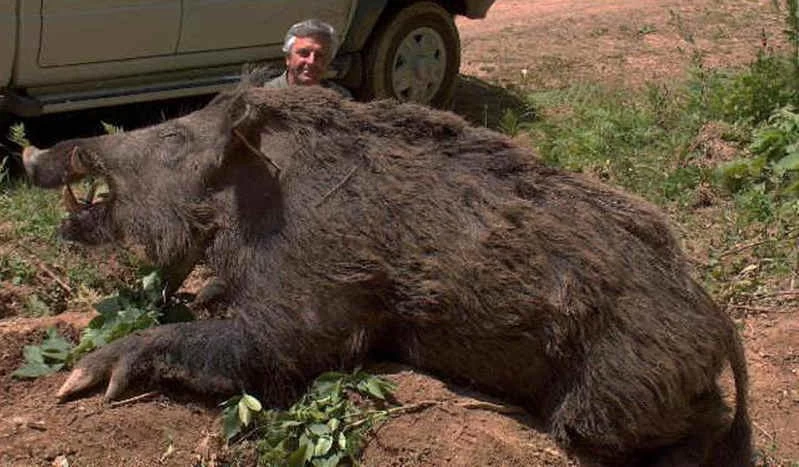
[2, 75, 531, 178]
[452, 74, 536, 131]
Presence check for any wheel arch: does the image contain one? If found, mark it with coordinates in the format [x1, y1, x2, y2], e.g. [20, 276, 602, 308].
[341, 0, 480, 54]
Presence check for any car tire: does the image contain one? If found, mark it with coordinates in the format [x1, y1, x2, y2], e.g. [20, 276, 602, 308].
[360, 2, 460, 108]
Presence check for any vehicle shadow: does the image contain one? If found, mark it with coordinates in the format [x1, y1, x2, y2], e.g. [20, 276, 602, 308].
[451, 74, 536, 131]
[2, 75, 532, 178]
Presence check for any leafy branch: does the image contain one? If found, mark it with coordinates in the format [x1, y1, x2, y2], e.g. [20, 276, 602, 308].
[12, 271, 191, 379]
[222, 369, 397, 467]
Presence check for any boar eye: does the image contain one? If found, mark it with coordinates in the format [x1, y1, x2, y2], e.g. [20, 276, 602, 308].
[159, 128, 186, 143]
[157, 127, 188, 167]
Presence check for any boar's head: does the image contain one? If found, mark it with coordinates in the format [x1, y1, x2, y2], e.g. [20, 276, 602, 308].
[22, 89, 278, 270]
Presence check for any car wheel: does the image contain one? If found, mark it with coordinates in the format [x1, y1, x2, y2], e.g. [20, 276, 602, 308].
[360, 2, 460, 108]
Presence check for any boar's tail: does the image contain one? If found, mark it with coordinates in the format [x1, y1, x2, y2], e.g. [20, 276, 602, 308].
[712, 328, 753, 467]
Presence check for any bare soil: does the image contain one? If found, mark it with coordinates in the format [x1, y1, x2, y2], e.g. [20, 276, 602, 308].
[1, 1, 796, 465]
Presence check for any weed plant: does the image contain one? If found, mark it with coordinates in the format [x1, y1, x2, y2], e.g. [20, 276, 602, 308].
[527, 1, 799, 308]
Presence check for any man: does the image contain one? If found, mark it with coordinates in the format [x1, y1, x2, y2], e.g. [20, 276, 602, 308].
[264, 19, 351, 98]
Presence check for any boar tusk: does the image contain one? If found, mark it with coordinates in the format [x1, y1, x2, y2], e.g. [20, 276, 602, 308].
[62, 185, 81, 213]
[85, 179, 98, 204]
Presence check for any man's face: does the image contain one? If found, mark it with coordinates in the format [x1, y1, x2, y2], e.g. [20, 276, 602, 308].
[286, 35, 331, 86]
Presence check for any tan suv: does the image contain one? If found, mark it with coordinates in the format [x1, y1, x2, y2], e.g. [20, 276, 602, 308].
[0, 0, 494, 120]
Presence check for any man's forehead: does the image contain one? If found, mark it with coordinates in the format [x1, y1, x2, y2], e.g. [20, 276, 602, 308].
[294, 35, 331, 49]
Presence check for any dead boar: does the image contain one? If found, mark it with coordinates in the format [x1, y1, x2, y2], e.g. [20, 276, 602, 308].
[23, 84, 751, 466]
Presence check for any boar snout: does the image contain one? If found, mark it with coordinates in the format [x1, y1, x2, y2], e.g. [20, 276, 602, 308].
[23, 145, 92, 188]
[22, 145, 56, 187]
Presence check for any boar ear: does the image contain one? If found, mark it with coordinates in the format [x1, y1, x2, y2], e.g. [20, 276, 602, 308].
[217, 93, 283, 175]
[226, 92, 255, 129]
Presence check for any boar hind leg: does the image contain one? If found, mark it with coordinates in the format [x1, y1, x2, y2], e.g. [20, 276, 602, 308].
[549, 381, 728, 466]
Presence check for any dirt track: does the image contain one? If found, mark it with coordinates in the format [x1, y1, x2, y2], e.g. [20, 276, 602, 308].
[1, 1, 796, 465]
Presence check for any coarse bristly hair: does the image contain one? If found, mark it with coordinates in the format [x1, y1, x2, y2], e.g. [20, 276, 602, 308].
[32, 82, 752, 467]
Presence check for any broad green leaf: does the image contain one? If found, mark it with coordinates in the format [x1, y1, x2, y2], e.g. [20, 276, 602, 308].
[287, 443, 308, 467]
[238, 399, 252, 426]
[327, 418, 340, 432]
[22, 345, 44, 364]
[39, 328, 74, 361]
[299, 433, 315, 462]
[242, 393, 263, 412]
[312, 453, 344, 467]
[281, 420, 305, 429]
[222, 406, 242, 441]
[774, 152, 799, 175]
[12, 362, 62, 379]
[141, 270, 163, 299]
[94, 296, 123, 315]
[308, 423, 330, 436]
[314, 371, 346, 383]
[314, 436, 333, 457]
[358, 378, 385, 400]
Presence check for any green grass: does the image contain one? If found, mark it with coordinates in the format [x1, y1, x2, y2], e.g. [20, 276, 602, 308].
[523, 48, 799, 304]
[0, 182, 63, 240]
[529, 83, 701, 205]
[0, 179, 138, 313]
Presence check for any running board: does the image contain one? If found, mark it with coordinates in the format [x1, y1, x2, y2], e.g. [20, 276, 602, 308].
[32, 74, 244, 115]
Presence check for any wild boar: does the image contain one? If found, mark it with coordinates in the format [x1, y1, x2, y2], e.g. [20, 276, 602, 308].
[23, 84, 751, 466]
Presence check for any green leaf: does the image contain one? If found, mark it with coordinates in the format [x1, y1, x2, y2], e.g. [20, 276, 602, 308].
[12, 362, 61, 379]
[281, 420, 305, 429]
[314, 436, 333, 457]
[100, 121, 124, 135]
[337, 432, 347, 450]
[222, 405, 242, 442]
[774, 152, 799, 175]
[238, 399, 252, 426]
[312, 453, 344, 467]
[327, 418, 340, 432]
[362, 378, 386, 400]
[8, 122, 30, 147]
[299, 433, 315, 463]
[287, 443, 308, 467]
[241, 393, 263, 412]
[40, 328, 74, 361]
[308, 423, 330, 436]
[22, 345, 45, 364]
[94, 296, 123, 315]
[141, 270, 162, 296]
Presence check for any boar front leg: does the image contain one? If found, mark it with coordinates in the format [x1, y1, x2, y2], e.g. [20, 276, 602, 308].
[57, 320, 261, 401]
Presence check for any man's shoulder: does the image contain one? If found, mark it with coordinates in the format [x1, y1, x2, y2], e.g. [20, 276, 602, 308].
[263, 72, 289, 89]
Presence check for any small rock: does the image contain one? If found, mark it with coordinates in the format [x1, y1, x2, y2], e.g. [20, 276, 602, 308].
[52, 455, 69, 467]
[27, 420, 47, 431]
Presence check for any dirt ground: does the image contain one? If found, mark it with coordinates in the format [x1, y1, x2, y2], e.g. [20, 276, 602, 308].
[1, 1, 797, 466]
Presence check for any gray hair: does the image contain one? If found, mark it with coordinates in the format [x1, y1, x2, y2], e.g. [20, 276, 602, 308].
[282, 19, 339, 58]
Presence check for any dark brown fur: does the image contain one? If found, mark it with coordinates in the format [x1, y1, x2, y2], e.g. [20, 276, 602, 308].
[24, 85, 751, 466]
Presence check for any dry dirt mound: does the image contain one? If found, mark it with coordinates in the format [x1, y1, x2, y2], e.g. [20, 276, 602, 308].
[0, 315, 573, 466]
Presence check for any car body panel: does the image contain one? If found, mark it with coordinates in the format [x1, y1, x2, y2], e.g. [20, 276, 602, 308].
[462, 0, 494, 18]
[0, 0, 16, 87]
[39, 0, 181, 66]
[179, 0, 356, 54]
[2, 0, 497, 115]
